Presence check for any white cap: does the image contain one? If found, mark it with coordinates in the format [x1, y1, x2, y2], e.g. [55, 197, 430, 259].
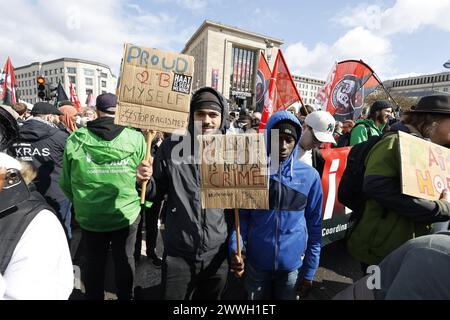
[0, 152, 22, 170]
[305, 111, 336, 144]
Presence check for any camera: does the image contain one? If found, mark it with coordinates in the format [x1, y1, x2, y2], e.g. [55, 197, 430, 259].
[0, 168, 30, 213]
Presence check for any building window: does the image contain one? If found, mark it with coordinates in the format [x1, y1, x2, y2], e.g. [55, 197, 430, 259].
[85, 78, 93, 86]
[230, 46, 256, 94]
[60, 68, 64, 73]
[86, 89, 93, 95]
[101, 80, 107, 88]
[84, 69, 95, 76]
[67, 67, 77, 74]
[44, 70, 48, 76]
[32, 71, 35, 76]
[69, 76, 76, 84]
[55, 69, 58, 74]
[101, 72, 108, 78]
[102, 90, 107, 94]
[444, 88, 449, 92]
[446, 75, 449, 81]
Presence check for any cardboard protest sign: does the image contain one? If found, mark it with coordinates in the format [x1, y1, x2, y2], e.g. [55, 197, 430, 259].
[199, 133, 269, 209]
[115, 43, 194, 134]
[399, 131, 450, 201]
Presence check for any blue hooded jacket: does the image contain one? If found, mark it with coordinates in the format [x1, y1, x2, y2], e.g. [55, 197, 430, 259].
[229, 110, 323, 280]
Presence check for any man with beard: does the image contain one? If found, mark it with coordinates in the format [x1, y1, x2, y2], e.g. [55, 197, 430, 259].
[347, 95, 450, 270]
[350, 100, 393, 146]
[136, 87, 230, 300]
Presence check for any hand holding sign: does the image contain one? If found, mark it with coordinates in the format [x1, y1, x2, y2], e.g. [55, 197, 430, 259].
[116, 43, 195, 203]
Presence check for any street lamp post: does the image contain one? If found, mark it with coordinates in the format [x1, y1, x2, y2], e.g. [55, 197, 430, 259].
[96, 68, 102, 98]
[265, 39, 274, 64]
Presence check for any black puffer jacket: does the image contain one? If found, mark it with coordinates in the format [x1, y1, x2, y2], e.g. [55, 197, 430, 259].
[150, 87, 229, 262]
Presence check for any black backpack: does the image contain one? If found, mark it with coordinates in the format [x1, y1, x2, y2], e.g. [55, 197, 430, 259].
[336, 122, 372, 147]
[338, 133, 392, 231]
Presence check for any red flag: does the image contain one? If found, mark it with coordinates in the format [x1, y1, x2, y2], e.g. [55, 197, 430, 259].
[272, 50, 303, 111]
[85, 92, 95, 107]
[258, 50, 304, 131]
[69, 82, 83, 113]
[316, 60, 381, 122]
[1, 57, 18, 105]
[258, 52, 279, 132]
[255, 52, 271, 113]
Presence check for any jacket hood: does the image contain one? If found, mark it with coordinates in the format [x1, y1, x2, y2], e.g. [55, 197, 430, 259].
[87, 117, 125, 141]
[187, 87, 230, 135]
[71, 126, 137, 165]
[19, 118, 61, 141]
[265, 110, 302, 175]
[356, 118, 385, 131]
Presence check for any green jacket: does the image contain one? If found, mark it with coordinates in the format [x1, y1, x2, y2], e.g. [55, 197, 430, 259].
[349, 119, 385, 146]
[60, 126, 146, 232]
[347, 130, 450, 265]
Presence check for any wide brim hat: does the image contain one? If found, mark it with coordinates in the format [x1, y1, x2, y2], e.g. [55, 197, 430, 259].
[403, 95, 450, 115]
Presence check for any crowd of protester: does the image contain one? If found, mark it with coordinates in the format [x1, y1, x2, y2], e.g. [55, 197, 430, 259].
[0, 89, 449, 300]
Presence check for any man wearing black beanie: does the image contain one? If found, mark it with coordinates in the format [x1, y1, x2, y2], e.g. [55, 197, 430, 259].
[137, 87, 230, 300]
[229, 110, 323, 300]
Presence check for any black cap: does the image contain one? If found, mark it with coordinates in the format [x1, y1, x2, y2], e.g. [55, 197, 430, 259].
[370, 100, 393, 114]
[405, 95, 450, 115]
[191, 90, 223, 113]
[273, 120, 298, 141]
[96, 93, 117, 114]
[31, 102, 63, 115]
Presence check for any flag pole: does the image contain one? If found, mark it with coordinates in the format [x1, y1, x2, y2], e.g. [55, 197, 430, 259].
[234, 208, 241, 258]
[372, 72, 401, 112]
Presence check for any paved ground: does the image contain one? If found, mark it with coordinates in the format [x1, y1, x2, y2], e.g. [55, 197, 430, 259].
[70, 226, 364, 300]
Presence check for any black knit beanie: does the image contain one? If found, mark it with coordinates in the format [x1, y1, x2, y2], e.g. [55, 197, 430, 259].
[191, 91, 223, 113]
[273, 120, 298, 141]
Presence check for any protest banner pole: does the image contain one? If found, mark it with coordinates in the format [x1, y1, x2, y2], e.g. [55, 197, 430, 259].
[234, 207, 241, 258]
[140, 130, 156, 204]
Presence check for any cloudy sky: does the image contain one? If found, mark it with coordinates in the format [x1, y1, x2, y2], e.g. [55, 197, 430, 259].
[1, 0, 449, 80]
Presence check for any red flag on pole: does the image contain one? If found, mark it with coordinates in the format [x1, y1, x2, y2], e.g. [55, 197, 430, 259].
[255, 52, 272, 113]
[258, 52, 279, 132]
[69, 82, 83, 113]
[258, 50, 304, 131]
[272, 50, 303, 111]
[1, 57, 18, 105]
[316, 60, 381, 122]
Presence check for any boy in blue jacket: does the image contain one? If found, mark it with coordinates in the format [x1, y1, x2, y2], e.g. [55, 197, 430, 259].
[230, 110, 323, 300]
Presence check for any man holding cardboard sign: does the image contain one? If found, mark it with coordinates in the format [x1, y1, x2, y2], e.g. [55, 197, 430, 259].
[348, 95, 450, 268]
[137, 87, 230, 300]
[229, 110, 323, 300]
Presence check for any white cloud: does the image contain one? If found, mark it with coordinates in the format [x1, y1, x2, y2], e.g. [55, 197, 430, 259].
[285, 0, 450, 80]
[177, 0, 208, 10]
[285, 27, 394, 80]
[334, 0, 450, 35]
[151, 0, 209, 11]
[0, 0, 195, 74]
